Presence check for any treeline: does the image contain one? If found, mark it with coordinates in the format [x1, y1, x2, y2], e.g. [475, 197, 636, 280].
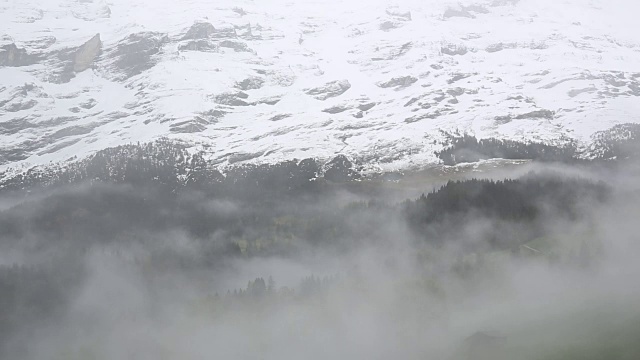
[435, 134, 578, 165]
[0, 140, 359, 199]
[403, 174, 608, 247]
[0, 172, 608, 259]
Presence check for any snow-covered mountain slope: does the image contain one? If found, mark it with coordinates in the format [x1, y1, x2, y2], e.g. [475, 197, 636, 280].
[1, 0, 640, 174]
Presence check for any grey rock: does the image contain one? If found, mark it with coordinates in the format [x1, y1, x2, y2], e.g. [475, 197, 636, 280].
[20, 36, 56, 51]
[74, 34, 102, 72]
[379, 21, 401, 31]
[169, 117, 210, 133]
[51, 125, 93, 140]
[358, 102, 376, 111]
[0, 117, 37, 136]
[232, 7, 247, 16]
[405, 111, 442, 123]
[219, 40, 253, 53]
[372, 42, 413, 61]
[178, 40, 219, 52]
[269, 114, 291, 122]
[441, 44, 468, 56]
[255, 96, 281, 106]
[447, 88, 465, 97]
[443, 8, 475, 19]
[210, 27, 238, 39]
[448, 73, 474, 84]
[306, 80, 351, 100]
[322, 105, 350, 114]
[213, 92, 250, 106]
[494, 115, 512, 124]
[235, 24, 254, 39]
[5, 99, 38, 112]
[79, 99, 98, 109]
[486, 43, 505, 53]
[105, 32, 170, 81]
[235, 77, 264, 90]
[182, 22, 216, 40]
[0, 43, 40, 67]
[514, 109, 555, 120]
[228, 151, 264, 164]
[377, 76, 418, 89]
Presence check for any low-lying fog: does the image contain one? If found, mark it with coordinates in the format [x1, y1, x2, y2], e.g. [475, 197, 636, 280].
[1, 161, 639, 360]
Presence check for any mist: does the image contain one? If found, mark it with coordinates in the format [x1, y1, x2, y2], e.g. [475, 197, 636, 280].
[0, 159, 638, 360]
[3, 0, 640, 358]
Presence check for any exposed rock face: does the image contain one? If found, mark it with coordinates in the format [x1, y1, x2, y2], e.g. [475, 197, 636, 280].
[178, 40, 219, 52]
[306, 80, 351, 100]
[377, 76, 418, 89]
[0, 43, 39, 67]
[235, 24, 253, 39]
[322, 105, 349, 114]
[213, 92, 250, 106]
[235, 77, 264, 90]
[441, 44, 468, 56]
[219, 40, 253, 53]
[74, 34, 102, 72]
[358, 102, 376, 112]
[104, 32, 169, 80]
[379, 21, 402, 31]
[182, 22, 216, 40]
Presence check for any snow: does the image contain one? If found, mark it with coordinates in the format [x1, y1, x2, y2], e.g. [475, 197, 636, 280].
[1, 0, 640, 174]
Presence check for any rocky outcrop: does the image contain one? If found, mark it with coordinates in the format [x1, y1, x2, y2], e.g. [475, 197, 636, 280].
[74, 34, 102, 72]
[373, 42, 413, 61]
[377, 76, 417, 89]
[219, 40, 253, 53]
[213, 92, 250, 106]
[182, 22, 216, 40]
[358, 102, 376, 112]
[235, 24, 254, 39]
[322, 105, 349, 114]
[169, 117, 210, 133]
[514, 109, 555, 120]
[0, 43, 39, 67]
[168, 110, 228, 133]
[441, 44, 468, 56]
[235, 77, 264, 90]
[178, 40, 219, 52]
[379, 21, 402, 31]
[306, 80, 351, 100]
[104, 32, 169, 80]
